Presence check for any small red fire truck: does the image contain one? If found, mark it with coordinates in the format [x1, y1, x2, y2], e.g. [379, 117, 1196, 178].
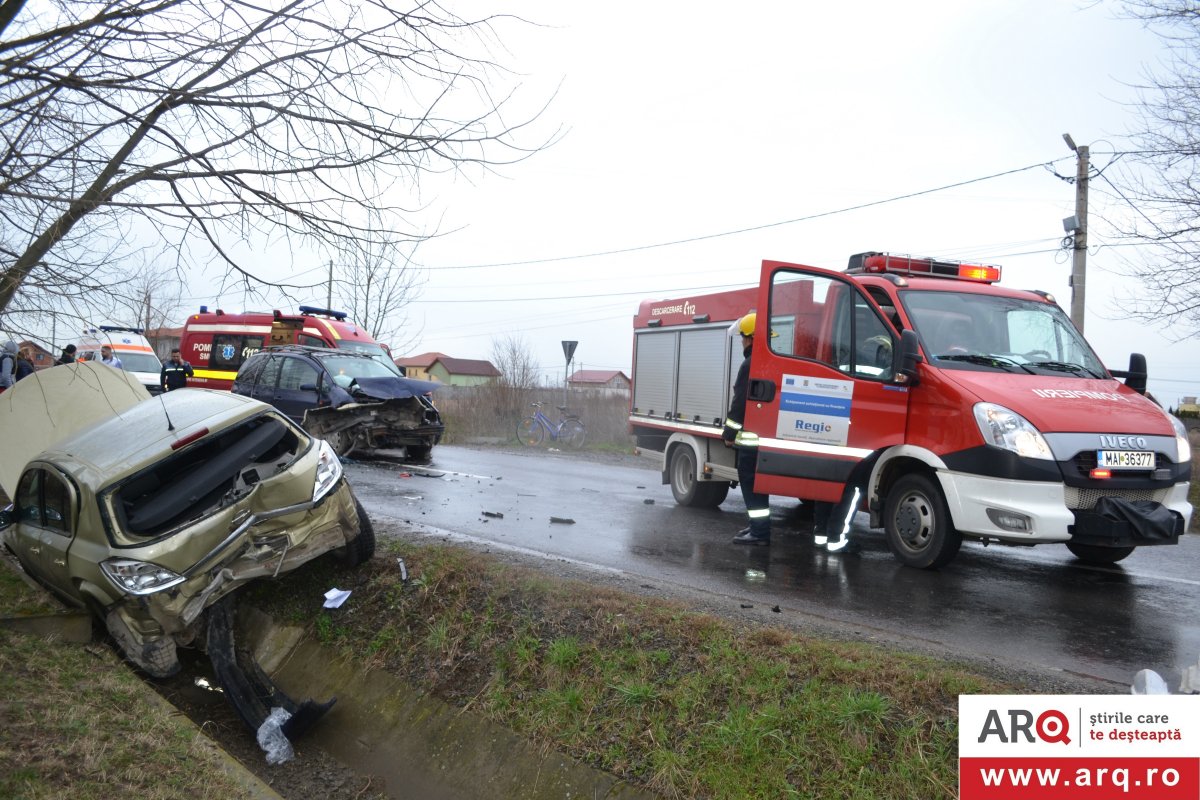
[180, 305, 393, 390]
[630, 252, 1193, 568]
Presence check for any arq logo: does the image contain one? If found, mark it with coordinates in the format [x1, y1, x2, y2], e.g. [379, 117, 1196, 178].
[977, 708, 1070, 745]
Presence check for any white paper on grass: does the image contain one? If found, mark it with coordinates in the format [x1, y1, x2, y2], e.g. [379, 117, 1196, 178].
[323, 588, 351, 608]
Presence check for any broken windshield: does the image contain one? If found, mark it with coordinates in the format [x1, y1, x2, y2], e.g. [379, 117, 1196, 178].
[899, 290, 1107, 377]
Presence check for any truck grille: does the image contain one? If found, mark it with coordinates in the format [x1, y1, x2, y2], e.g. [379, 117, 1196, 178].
[1063, 486, 1170, 510]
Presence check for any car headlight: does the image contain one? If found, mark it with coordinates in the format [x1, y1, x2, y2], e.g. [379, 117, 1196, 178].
[313, 438, 343, 502]
[973, 402, 1054, 460]
[101, 559, 186, 595]
[1168, 414, 1192, 464]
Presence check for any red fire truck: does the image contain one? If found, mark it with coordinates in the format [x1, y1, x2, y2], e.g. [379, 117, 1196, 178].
[180, 305, 394, 390]
[630, 252, 1193, 568]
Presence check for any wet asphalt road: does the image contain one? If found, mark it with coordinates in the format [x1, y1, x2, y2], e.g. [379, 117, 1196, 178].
[344, 445, 1200, 690]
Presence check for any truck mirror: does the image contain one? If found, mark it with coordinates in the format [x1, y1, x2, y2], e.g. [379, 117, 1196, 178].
[893, 329, 923, 387]
[1125, 353, 1148, 395]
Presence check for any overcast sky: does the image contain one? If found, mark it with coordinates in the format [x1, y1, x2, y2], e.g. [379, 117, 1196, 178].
[212, 1, 1200, 405]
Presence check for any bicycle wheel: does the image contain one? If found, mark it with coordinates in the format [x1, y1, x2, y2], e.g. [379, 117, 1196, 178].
[559, 418, 586, 449]
[516, 417, 544, 446]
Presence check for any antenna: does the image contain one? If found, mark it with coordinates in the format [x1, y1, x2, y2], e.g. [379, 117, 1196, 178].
[157, 391, 175, 431]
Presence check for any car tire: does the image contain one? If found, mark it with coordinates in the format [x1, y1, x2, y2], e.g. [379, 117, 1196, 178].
[405, 445, 432, 463]
[883, 473, 962, 569]
[1066, 542, 1136, 564]
[337, 498, 376, 567]
[669, 445, 729, 508]
[326, 429, 356, 458]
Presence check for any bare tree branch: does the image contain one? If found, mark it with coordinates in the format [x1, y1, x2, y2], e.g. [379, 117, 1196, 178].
[0, 0, 551, 337]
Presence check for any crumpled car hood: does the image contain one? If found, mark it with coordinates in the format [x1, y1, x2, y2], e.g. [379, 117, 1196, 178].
[0, 361, 150, 497]
[348, 375, 439, 402]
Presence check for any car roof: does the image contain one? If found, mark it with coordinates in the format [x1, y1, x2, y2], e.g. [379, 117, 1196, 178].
[252, 345, 374, 359]
[39, 390, 277, 482]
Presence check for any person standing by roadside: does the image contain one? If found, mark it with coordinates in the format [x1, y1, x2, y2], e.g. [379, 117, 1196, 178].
[98, 344, 123, 369]
[15, 347, 34, 382]
[724, 312, 774, 546]
[56, 343, 77, 365]
[0, 340, 17, 391]
[160, 347, 193, 391]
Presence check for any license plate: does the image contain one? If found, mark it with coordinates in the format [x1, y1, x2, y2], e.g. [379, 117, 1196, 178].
[1096, 450, 1155, 469]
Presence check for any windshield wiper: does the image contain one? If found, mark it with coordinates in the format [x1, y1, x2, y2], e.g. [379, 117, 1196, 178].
[1028, 360, 1104, 378]
[935, 353, 1036, 374]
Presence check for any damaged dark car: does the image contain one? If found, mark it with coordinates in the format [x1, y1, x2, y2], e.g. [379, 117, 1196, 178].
[232, 345, 445, 460]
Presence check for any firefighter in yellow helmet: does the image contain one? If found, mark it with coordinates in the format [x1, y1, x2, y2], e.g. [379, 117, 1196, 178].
[723, 312, 772, 545]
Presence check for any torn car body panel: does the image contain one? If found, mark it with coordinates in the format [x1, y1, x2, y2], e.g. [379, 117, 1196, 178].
[302, 396, 444, 455]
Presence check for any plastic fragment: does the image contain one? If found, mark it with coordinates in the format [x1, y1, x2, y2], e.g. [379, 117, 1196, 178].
[550, 516, 575, 525]
[323, 588, 351, 609]
[1131, 668, 1170, 695]
[482, 510, 504, 518]
[257, 707, 295, 765]
[396, 558, 408, 582]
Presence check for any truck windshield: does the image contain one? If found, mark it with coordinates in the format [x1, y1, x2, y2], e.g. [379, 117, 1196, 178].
[899, 290, 1107, 377]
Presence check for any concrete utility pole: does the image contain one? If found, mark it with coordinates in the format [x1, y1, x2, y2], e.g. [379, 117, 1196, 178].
[1063, 133, 1089, 332]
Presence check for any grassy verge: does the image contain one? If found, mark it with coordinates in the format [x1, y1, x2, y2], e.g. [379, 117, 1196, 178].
[248, 537, 1010, 800]
[0, 565, 266, 800]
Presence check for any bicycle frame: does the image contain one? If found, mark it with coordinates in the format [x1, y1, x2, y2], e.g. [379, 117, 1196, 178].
[517, 402, 586, 449]
[531, 407, 567, 440]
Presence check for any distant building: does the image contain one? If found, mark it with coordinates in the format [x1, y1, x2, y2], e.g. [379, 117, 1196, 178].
[19, 340, 54, 370]
[568, 369, 631, 396]
[145, 326, 183, 360]
[396, 352, 502, 386]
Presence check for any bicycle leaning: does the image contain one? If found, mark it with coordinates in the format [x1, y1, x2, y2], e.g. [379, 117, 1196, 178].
[516, 402, 586, 449]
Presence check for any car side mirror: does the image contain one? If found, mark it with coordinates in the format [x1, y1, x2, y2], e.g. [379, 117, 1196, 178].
[0, 507, 13, 530]
[892, 329, 923, 387]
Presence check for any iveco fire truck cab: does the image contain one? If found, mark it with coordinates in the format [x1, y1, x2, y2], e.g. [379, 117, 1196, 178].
[630, 252, 1192, 568]
[181, 305, 396, 390]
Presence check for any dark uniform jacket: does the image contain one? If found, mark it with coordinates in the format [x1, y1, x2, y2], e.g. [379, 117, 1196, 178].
[722, 343, 754, 446]
[160, 359, 194, 391]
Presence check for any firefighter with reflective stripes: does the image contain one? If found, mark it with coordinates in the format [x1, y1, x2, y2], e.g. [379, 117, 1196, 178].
[724, 313, 773, 545]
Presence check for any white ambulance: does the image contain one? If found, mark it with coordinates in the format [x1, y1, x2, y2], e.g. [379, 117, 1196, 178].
[78, 326, 164, 395]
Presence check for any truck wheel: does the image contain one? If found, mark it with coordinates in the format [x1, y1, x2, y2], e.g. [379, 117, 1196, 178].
[336, 498, 376, 567]
[883, 473, 961, 569]
[669, 446, 729, 508]
[1066, 543, 1135, 564]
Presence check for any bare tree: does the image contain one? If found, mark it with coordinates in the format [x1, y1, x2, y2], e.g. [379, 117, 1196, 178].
[0, 1, 547, 334]
[491, 333, 540, 391]
[1102, 1, 1200, 337]
[332, 222, 424, 354]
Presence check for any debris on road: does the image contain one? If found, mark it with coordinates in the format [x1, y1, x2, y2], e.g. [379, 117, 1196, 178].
[323, 588, 352, 609]
[482, 511, 505, 519]
[550, 517, 576, 525]
[396, 558, 408, 581]
[643, 499, 655, 505]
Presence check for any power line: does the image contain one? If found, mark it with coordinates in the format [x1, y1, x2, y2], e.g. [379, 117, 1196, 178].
[423, 158, 1073, 270]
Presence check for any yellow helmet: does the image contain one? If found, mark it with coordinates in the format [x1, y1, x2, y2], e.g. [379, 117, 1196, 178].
[735, 312, 758, 337]
[731, 312, 777, 338]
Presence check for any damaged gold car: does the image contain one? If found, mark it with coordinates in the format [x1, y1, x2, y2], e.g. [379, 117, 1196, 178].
[0, 362, 374, 680]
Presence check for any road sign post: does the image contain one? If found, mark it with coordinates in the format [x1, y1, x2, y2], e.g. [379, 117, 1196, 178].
[562, 340, 578, 406]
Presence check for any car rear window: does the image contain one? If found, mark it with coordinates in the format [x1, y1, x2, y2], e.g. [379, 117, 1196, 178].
[106, 414, 304, 539]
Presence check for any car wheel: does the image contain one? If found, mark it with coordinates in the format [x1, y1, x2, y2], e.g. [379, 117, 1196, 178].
[669, 445, 729, 508]
[1066, 542, 1135, 564]
[406, 445, 432, 463]
[883, 473, 962, 569]
[325, 429, 356, 458]
[336, 498, 376, 567]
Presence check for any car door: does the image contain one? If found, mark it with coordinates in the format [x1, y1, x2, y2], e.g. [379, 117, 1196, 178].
[272, 355, 322, 425]
[10, 466, 78, 598]
[743, 260, 910, 503]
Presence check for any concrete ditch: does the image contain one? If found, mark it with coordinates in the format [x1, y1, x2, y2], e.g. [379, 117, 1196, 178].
[239, 605, 658, 800]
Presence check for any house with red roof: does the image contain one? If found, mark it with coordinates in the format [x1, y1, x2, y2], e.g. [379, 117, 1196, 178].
[567, 369, 630, 396]
[395, 352, 502, 386]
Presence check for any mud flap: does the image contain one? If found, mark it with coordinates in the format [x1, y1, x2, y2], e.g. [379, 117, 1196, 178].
[207, 592, 336, 742]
